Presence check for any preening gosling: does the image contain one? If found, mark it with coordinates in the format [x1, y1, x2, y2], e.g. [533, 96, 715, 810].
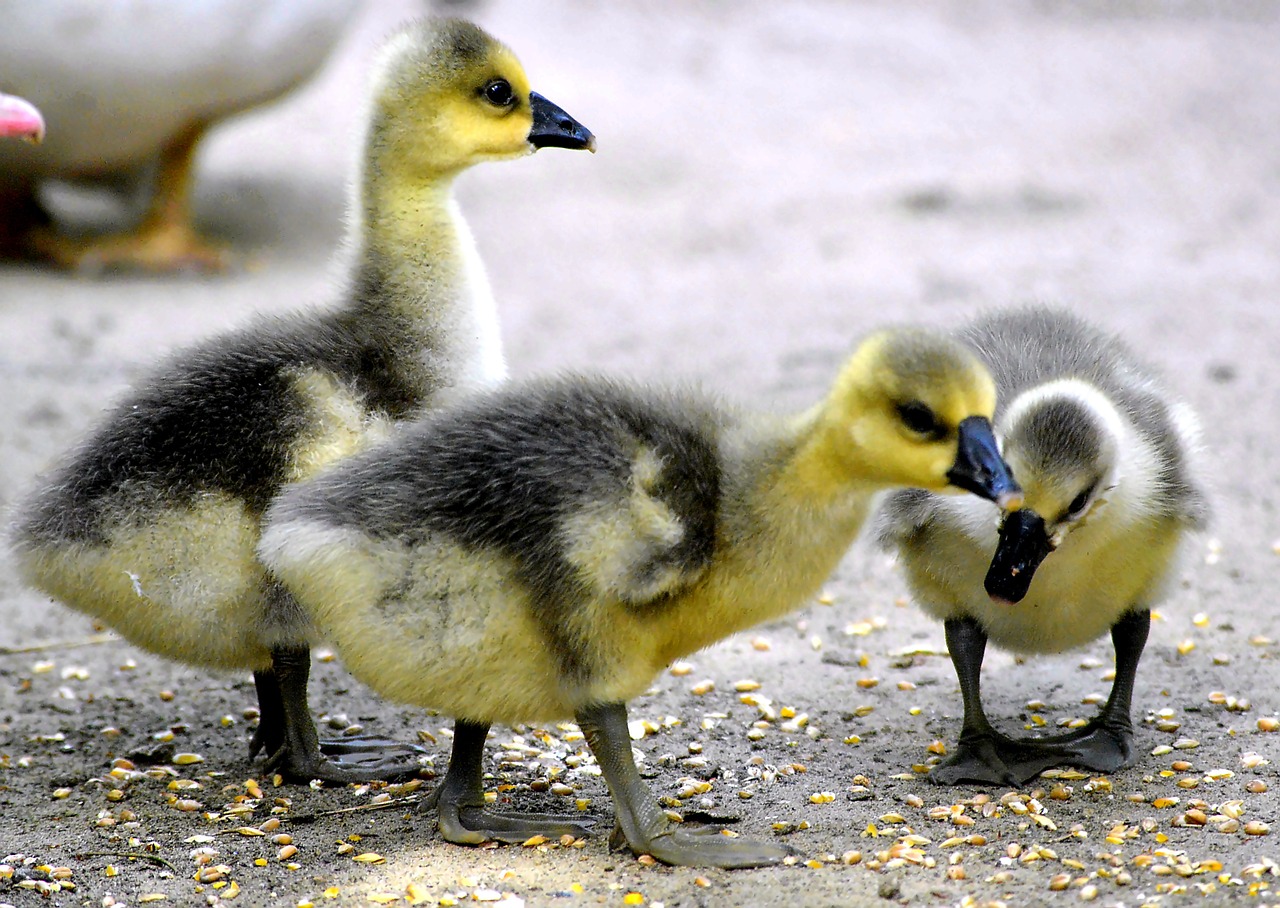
[11, 18, 593, 785]
[877, 307, 1209, 786]
[258, 327, 1021, 869]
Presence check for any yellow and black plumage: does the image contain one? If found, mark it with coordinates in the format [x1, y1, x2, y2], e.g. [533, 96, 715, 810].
[259, 327, 1020, 867]
[10, 18, 593, 784]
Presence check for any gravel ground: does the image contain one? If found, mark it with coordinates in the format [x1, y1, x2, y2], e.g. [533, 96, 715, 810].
[1, 2, 1277, 906]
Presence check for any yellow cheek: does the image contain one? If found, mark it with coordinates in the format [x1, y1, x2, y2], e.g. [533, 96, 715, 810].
[438, 96, 533, 161]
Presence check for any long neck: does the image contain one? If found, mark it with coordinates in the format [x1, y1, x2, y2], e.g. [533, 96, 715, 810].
[345, 150, 507, 402]
[654, 409, 873, 663]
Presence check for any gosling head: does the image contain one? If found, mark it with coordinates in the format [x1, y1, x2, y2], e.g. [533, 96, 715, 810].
[366, 18, 594, 178]
[984, 380, 1122, 604]
[827, 329, 1022, 508]
[0, 93, 44, 144]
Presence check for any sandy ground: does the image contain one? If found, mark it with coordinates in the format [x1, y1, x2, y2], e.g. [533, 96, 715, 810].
[1, 1, 1278, 906]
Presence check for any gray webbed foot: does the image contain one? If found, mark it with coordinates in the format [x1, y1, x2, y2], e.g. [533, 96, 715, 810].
[608, 817, 793, 869]
[931, 732, 1073, 787]
[254, 651, 424, 784]
[1060, 722, 1134, 773]
[435, 798, 596, 846]
[579, 700, 791, 869]
[320, 733, 427, 760]
[422, 719, 595, 845]
[263, 740, 424, 785]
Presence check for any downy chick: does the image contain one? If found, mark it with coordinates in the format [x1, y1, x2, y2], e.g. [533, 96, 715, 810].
[11, 18, 594, 784]
[258, 327, 1021, 868]
[878, 307, 1208, 785]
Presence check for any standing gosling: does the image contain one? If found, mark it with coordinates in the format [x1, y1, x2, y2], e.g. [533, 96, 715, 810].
[258, 327, 1021, 868]
[878, 307, 1209, 786]
[11, 19, 593, 784]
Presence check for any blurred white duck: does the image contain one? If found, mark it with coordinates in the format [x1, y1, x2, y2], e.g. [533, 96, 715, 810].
[0, 94, 45, 144]
[0, 0, 359, 271]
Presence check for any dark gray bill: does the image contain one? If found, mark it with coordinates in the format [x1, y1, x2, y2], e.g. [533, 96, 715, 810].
[985, 507, 1055, 603]
[946, 416, 1022, 509]
[529, 92, 595, 151]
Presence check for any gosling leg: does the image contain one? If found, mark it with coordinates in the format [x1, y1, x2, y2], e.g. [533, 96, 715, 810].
[422, 719, 595, 845]
[249, 666, 287, 761]
[258, 644, 423, 783]
[932, 616, 1073, 786]
[1044, 609, 1148, 772]
[251, 664, 420, 765]
[577, 701, 791, 868]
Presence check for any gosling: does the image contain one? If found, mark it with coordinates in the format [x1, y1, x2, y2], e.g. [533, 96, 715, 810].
[11, 18, 593, 784]
[877, 306, 1209, 786]
[258, 327, 1021, 868]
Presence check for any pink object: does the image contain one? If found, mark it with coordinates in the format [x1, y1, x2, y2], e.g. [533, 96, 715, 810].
[0, 93, 44, 143]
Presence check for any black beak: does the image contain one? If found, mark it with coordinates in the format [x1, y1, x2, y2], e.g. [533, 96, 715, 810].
[946, 416, 1023, 509]
[528, 92, 595, 152]
[985, 508, 1055, 604]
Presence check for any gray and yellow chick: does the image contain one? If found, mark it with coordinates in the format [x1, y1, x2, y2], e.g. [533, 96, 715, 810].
[10, 18, 593, 784]
[258, 327, 1020, 868]
[878, 306, 1209, 786]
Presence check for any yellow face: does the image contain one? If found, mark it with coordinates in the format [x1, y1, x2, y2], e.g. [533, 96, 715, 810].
[370, 21, 543, 177]
[421, 45, 538, 166]
[826, 330, 1000, 491]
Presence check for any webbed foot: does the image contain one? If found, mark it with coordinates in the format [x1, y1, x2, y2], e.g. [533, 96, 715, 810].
[421, 719, 596, 845]
[578, 700, 792, 869]
[429, 791, 596, 846]
[263, 740, 424, 785]
[1061, 722, 1134, 773]
[320, 733, 426, 759]
[609, 818, 792, 869]
[931, 732, 1073, 787]
[252, 651, 424, 784]
[23, 118, 229, 274]
[29, 220, 228, 274]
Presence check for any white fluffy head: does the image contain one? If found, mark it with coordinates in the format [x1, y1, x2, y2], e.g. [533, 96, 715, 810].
[1001, 378, 1160, 543]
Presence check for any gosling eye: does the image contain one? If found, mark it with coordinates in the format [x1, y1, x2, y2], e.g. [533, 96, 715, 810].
[481, 78, 515, 108]
[896, 401, 945, 440]
[1064, 485, 1095, 520]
